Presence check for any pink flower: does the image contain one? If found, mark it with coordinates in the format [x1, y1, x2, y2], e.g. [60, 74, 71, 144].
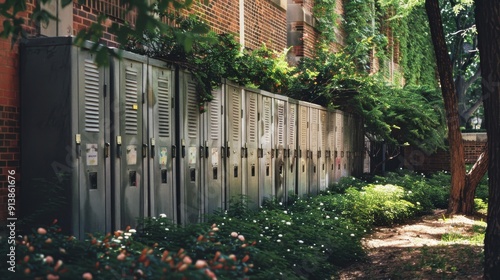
[238, 235, 245, 242]
[195, 259, 208, 268]
[230, 232, 238, 238]
[45, 256, 54, 264]
[37, 228, 47, 235]
[82, 272, 93, 280]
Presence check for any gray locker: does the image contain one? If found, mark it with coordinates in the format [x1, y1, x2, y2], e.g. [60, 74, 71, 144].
[318, 109, 328, 191]
[259, 91, 274, 203]
[178, 71, 202, 224]
[111, 52, 147, 230]
[20, 37, 111, 238]
[245, 89, 260, 208]
[327, 111, 337, 185]
[148, 59, 176, 222]
[286, 100, 298, 198]
[202, 86, 225, 214]
[225, 84, 242, 208]
[274, 95, 288, 202]
[297, 102, 309, 197]
[308, 105, 319, 195]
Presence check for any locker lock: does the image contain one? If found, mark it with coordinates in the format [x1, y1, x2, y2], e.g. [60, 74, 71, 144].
[105, 142, 110, 158]
[150, 138, 155, 158]
[116, 136, 122, 158]
[142, 143, 148, 158]
[181, 139, 186, 158]
[75, 134, 81, 158]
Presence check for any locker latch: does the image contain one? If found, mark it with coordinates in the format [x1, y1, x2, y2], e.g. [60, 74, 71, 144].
[150, 138, 155, 158]
[172, 145, 177, 158]
[318, 150, 321, 158]
[116, 136, 122, 158]
[104, 142, 110, 158]
[142, 143, 148, 158]
[181, 139, 186, 158]
[75, 134, 81, 158]
[226, 142, 230, 158]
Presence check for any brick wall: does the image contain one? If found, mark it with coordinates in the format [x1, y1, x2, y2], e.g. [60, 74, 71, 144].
[189, 0, 240, 39]
[244, 0, 287, 51]
[403, 140, 488, 172]
[0, 0, 37, 224]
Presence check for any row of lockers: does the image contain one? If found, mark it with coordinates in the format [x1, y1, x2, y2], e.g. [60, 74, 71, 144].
[20, 37, 364, 238]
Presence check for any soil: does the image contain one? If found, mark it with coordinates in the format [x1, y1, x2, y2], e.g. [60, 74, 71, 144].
[337, 209, 485, 279]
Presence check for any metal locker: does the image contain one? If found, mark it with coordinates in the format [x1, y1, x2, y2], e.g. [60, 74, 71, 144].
[286, 100, 298, 199]
[335, 111, 344, 181]
[111, 51, 147, 230]
[225, 84, 243, 208]
[274, 95, 288, 202]
[245, 89, 260, 208]
[318, 109, 328, 191]
[297, 102, 309, 197]
[147, 58, 176, 222]
[308, 105, 319, 195]
[178, 71, 202, 224]
[202, 86, 225, 215]
[20, 37, 111, 238]
[259, 91, 274, 203]
[327, 111, 337, 186]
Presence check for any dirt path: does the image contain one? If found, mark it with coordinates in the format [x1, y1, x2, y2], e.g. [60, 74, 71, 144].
[337, 210, 485, 279]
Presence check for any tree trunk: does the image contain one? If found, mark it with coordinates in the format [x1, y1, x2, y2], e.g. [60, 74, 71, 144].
[462, 143, 488, 214]
[475, 1, 500, 278]
[425, 0, 466, 214]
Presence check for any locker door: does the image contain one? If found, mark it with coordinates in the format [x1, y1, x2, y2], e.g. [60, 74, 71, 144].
[179, 72, 202, 224]
[204, 87, 224, 214]
[77, 50, 110, 236]
[275, 98, 287, 202]
[297, 103, 309, 197]
[113, 55, 146, 230]
[335, 111, 344, 181]
[149, 61, 176, 221]
[226, 85, 242, 208]
[327, 111, 336, 186]
[309, 107, 319, 195]
[259, 94, 273, 203]
[246, 90, 260, 208]
[318, 109, 328, 191]
[287, 101, 298, 198]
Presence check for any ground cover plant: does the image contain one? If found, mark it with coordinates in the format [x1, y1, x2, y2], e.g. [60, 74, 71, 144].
[3, 170, 488, 279]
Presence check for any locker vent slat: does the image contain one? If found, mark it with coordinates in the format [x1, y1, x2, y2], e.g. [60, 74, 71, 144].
[210, 92, 220, 140]
[231, 91, 240, 142]
[125, 68, 138, 135]
[277, 101, 285, 146]
[248, 94, 257, 143]
[187, 81, 198, 139]
[310, 109, 318, 150]
[84, 59, 100, 132]
[262, 97, 271, 144]
[300, 106, 308, 147]
[289, 104, 296, 146]
[321, 111, 327, 148]
[158, 78, 170, 137]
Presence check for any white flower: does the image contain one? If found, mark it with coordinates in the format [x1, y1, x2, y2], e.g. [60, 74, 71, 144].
[159, 213, 167, 218]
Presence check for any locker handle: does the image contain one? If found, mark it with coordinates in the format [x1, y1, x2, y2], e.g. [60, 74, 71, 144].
[258, 148, 263, 158]
[205, 146, 209, 158]
[75, 134, 81, 158]
[221, 146, 226, 158]
[226, 146, 230, 158]
[200, 146, 204, 158]
[104, 142, 110, 158]
[182, 145, 186, 158]
[271, 149, 275, 158]
[116, 136, 122, 158]
[142, 144, 148, 158]
[318, 150, 321, 158]
[150, 138, 155, 158]
[241, 147, 245, 158]
[172, 145, 177, 158]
